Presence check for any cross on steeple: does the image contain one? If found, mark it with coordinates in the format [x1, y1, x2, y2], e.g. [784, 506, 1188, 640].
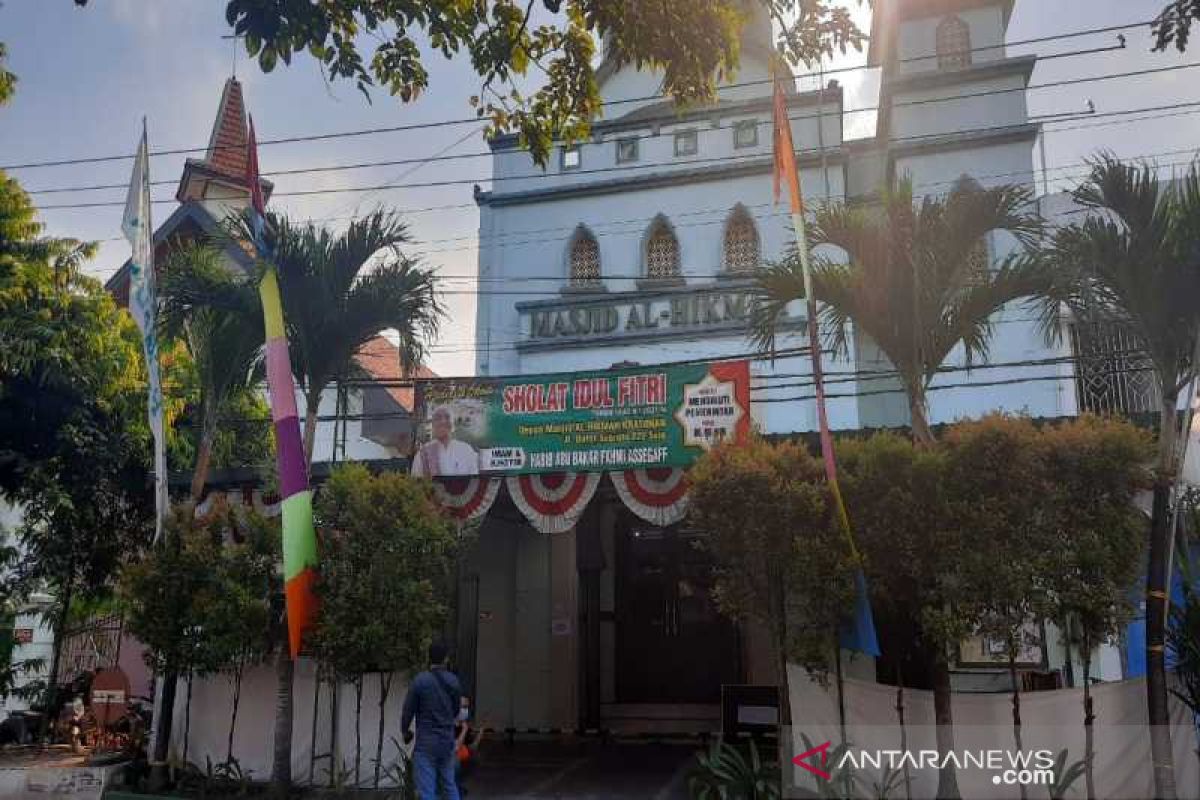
[220, 33, 245, 79]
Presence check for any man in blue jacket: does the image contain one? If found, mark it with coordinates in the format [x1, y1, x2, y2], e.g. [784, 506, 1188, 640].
[401, 641, 462, 800]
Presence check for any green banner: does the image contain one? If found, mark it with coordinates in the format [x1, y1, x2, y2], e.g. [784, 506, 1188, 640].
[411, 360, 750, 476]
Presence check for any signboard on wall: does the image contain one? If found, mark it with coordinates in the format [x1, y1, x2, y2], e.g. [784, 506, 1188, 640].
[412, 360, 750, 476]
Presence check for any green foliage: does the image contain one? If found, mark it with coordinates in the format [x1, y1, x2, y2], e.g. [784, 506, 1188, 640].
[688, 437, 856, 676]
[224, 208, 441, 464]
[119, 508, 279, 679]
[377, 736, 417, 800]
[752, 178, 1045, 443]
[836, 432, 961, 651]
[311, 464, 459, 679]
[159, 242, 270, 489]
[1045, 748, 1087, 800]
[793, 733, 861, 800]
[0, 169, 156, 610]
[688, 737, 780, 800]
[947, 416, 1050, 667]
[1153, 2, 1200, 52]
[0, 42, 15, 106]
[1041, 155, 1200, 452]
[1040, 416, 1149, 657]
[1168, 516, 1200, 720]
[220, 1, 868, 166]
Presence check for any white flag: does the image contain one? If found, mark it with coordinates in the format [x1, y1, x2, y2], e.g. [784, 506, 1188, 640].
[122, 121, 168, 542]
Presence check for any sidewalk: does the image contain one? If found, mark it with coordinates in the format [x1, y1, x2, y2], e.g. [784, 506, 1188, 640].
[464, 739, 695, 799]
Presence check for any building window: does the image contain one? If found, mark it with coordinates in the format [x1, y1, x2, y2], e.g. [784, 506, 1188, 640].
[561, 145, 581, 171]
[733, 120, 759, 149]
[674, 130, 698, 157]
[1070, 323, 1160, 416]
[723, 205, 760, 272]
[936, 15, 972, 70]
[616, 137, 639, 163]
[568, 226, 601, 286]
[644, 216, 681, 279]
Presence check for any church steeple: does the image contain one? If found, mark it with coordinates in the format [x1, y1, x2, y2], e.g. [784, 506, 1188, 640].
[175, 77, 272, 208]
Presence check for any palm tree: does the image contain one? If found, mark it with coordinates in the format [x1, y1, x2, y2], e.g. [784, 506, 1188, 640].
[220, 208, 440, 792]
[239, 208, 442, 466]
[752, 177, 1045, 445]
[1040, 156, 1200, 800]
[159, 243, 265, 501]
[750, 176, 1045, 798]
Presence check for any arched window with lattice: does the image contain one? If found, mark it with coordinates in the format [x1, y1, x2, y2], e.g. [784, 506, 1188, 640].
[568, 226, 602, 287]
[723, 205, 760, 273]
[644, 216, 681, 280]
[936, 15, 971, 70]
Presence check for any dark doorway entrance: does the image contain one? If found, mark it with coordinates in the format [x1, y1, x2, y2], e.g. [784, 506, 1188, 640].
[614, 515, 739, 703]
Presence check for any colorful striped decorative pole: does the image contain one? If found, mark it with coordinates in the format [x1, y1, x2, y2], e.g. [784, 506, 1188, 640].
[772, 75, 879, 659]
[247, 117, 317, 658]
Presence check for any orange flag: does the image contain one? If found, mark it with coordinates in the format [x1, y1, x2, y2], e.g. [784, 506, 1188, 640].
[773, 76, 804, 215]
[771, 70, 878, 657]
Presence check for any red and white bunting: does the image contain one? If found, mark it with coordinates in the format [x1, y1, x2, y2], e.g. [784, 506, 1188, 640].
[506, 472, 601, 534]
[609, 468, 690, 527]
[433, 476, 502, 522]
[195, 488, 283, 522]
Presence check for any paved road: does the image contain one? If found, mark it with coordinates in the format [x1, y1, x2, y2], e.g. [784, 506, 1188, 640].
[461, 739, 696, 799]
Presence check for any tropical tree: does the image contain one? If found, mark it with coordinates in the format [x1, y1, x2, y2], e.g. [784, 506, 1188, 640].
[1041, 156, 1200, 799]
[205, 0, 869, 165]
[0, 42, 15, 106]
[751, 177, 1045, 445]
[946, 416, 1047, 800]
[232, 208, 442, 467]
[836, 432, 968, 799]
[183, 208, 442, 792]
[311, 465, 458, 788]
[1154, 2, 1200, 51]
[159, 242, 266, 500]
[688, 437, 857, 728]
[1040, 415, 1148, 800]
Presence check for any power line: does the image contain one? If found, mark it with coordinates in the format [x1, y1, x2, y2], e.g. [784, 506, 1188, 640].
[26, 54, 1194, 198]
[33, 97, 1200, 213]
[1, 18, 1150, 173]
[75, 146, 1200, 281]
[174, 356, 1123, 428]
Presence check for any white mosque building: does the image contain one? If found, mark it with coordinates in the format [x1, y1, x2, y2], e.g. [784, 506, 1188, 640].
[463, 0, 1141, 734]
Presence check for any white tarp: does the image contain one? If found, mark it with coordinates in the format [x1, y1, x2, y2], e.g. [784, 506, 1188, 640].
[168, 658, 410, 788]
[787, 666, 1199, 799]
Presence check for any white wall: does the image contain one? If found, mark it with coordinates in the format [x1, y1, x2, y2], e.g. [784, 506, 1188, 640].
[894, 5, 1008, 75]
[890, 73, 1030, 141]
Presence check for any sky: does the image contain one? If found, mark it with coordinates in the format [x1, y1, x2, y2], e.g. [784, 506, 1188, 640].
[1, 0, 1196, 377]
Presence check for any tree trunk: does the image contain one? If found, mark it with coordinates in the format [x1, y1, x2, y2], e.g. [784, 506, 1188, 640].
[190, 423, 217, 502]
[183, 673, 193, 767]
[43, 569, 74, 740]
[303, 395, 320, 468]
[772, 574, 792, 727]
[1082, 635, 1096, 800]
[374, 672, 392, 789]
[896, 667, 912, 800]
[932, 650, 961, 800]
[150, 671, 178, 790]
[227, 657, 245, 763]
[1008, 648, 1026, 800]
[271, 647, 295, 797]
[354, 677, 363, 787]
[906, 381, 936, 447]
[1147, 392, 1180, 800]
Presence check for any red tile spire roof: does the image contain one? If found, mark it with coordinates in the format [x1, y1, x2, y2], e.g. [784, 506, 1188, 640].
[204, 77, 249, 180]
